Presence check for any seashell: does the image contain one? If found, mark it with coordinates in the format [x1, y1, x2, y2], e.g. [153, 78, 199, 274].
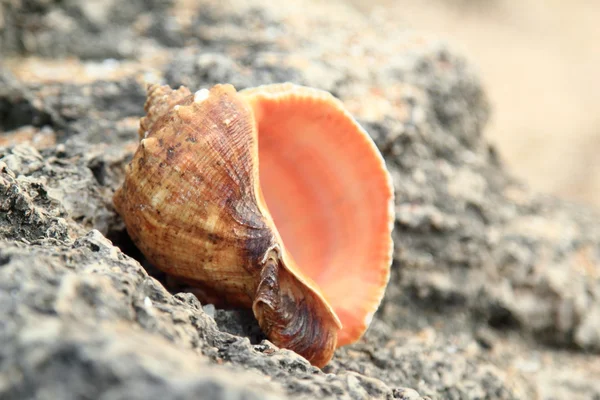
[113, 82, 394, 367]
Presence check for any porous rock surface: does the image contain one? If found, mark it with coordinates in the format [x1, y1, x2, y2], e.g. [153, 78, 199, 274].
[1, 0, 599, 399]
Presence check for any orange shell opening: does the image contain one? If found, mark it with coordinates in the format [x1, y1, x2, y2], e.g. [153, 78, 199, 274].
[241, 83, 394, 347]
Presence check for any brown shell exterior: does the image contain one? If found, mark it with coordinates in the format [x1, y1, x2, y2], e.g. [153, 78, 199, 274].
[113, 84, 340, 367]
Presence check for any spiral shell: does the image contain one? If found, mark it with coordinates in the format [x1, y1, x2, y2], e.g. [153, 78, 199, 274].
[113, 82, 394, 367]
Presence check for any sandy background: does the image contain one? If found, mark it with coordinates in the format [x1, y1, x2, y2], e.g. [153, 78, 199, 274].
[349, 0, 600, 210]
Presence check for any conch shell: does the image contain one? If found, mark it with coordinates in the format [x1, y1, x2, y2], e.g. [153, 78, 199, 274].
[113, 82, 394, 367]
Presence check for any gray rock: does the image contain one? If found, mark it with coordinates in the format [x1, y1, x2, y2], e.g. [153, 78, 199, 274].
[0, 234, 286, 400]
[1, 0, 599, 399]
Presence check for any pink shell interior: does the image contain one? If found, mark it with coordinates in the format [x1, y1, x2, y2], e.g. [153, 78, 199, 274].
[243, 84, 394, 347]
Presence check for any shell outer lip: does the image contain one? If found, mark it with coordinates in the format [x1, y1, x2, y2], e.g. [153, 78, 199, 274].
[240, 82, 394, 346]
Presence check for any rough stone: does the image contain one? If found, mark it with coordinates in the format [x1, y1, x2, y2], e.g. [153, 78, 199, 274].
[1, 0, 599, 399]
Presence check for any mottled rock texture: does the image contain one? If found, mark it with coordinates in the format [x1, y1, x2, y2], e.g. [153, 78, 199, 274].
[1, 0, 599, 399]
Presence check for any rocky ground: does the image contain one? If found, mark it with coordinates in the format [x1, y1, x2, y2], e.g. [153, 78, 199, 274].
[1, 0, 599, 399]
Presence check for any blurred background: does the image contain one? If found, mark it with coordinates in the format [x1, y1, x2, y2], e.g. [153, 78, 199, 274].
[350, 0, 600, 209]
